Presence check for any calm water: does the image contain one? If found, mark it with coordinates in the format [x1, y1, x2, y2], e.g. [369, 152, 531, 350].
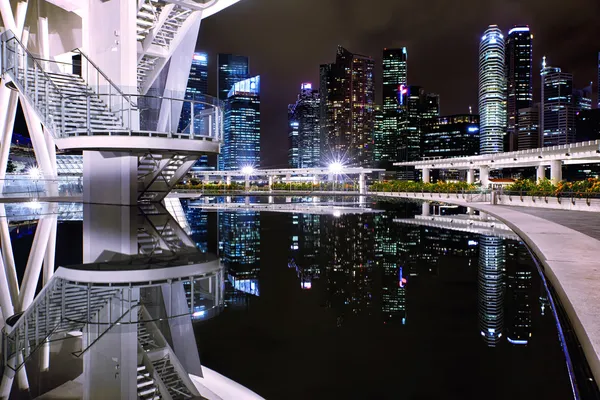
[8, 198, 577, 399]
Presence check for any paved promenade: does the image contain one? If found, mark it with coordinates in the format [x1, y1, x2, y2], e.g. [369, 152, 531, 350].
[374, 192, 600, 387]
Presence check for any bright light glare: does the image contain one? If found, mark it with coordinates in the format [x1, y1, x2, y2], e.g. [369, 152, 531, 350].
[328, 162, 344, 174]
[192, 310, 206, 318]
[241, 166, 254, 175]
[28, 166, 42, 179]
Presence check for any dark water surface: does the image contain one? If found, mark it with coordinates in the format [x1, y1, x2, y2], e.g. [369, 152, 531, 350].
[186, 198, 573, 400]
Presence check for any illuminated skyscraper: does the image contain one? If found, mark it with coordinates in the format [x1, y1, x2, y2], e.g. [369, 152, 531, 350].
[288, 83, 321, 168]
[478, 235, 506, 347]
[422, 114, 480, 159]
[320, 46, 375, 167]
[573, 85, 592, 112]
[220, 76, 260, 170]
[541, 59, 575, 146]
[380, 48, 408, 167]
[517, 105, 539, 150]
[217, 53, 249, 101]
[506, 26, 533, 151]
[373, 105, 385, 163]
[478, 25, 507, 154]
[179, 52, 210, 168]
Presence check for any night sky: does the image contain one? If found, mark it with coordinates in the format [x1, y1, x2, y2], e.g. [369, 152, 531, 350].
[198, 0, 600, 167]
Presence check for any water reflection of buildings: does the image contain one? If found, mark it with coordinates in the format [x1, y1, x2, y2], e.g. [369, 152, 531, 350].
[289, 214, 321, 289]
[219, 210, 261, 297]
[506, 242, 533, 345]
[478, 235, 506, 346]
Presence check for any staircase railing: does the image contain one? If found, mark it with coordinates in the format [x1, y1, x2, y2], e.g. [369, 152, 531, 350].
[0, 30, 64, 136]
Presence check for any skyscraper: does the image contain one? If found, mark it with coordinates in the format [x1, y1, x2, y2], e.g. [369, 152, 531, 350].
[517, 105, 539, 150]
[220, 76, 260, 170]
[478, 25, 507, 154]
[320, 46, 375, 167]
[541, 58, 575, 146]
[288, 83, 320, 168]
[505, 26, 533, 151]
[380, 48, 408, 167]
[217, 54, 249, 101]
[573, 85, 593, 112]
[179, 52, 210, 168]
[422, 114, 480, 158]
[373, 105, 385, 163]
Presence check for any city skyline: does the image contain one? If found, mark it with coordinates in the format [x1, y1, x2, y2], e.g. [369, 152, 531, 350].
[199, 0, 600, 166]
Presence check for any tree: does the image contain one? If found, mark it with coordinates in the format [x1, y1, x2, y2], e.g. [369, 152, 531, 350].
[6, 160, 15, 174]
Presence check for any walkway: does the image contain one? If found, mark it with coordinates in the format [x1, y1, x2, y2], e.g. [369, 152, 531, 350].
[373, 192, 600, 386]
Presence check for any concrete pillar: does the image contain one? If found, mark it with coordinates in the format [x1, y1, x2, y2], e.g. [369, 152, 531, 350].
[226, 176, 231, 186]
[358, 173, 366, 194]
[268, 196, 274, 204]
[83, 151, 137, 205]
[204, 174, 209, 183]
[422, 168, 430, 183]
[312, 175, 318, 185]
[285, 174, 291, 183]
[536, 165, 546, 182]
[479, 166, 490, 188]
[550, 160, 562, 184]
[467, 207, 475, 215]
[467, 169, 475, 184]
[422, 202, 431, 216]
[268, 176, 274, 191]
[244, 175, 250, 191]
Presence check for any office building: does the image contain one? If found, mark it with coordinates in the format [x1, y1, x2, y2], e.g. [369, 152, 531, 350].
[320, 46, 375, 167]
[574, 85, 592, 112]
[220, 76, 260, 171]
[373, 105, 385, 163]
[288, 83, 321, 168]
[217, 53, 249, 101]
[422, 114, 480, 158]
[478, 25, 507, 154]
[517, 105, 539, 150]
[576, 109, 600, 141]
[380, 48, 408, 167]
[505, 26, 533, 151]
[541, 58, 575, 147]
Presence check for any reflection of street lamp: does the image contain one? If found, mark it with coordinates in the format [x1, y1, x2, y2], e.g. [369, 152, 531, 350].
[28, 166, 42, 179]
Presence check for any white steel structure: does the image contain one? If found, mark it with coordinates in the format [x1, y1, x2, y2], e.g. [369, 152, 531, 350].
[394, 140, 600, 185]
[478, 25, 506, 155]
[0, 0, 240, 205]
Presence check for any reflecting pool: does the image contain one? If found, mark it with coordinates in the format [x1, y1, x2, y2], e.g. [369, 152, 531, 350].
[2, 197, 589, 399]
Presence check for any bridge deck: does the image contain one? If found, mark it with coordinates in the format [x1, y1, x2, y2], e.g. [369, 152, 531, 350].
[507, 207, 600, 242]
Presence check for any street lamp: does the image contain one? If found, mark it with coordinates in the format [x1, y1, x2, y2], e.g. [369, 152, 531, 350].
[241, 166, 254, 175]
[328, 162, 344, 174]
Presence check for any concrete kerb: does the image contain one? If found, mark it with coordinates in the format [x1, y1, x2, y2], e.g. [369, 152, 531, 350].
[371, 191, 600, 388]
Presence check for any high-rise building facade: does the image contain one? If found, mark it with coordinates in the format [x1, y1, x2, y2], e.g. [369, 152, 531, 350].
[380, 48, 408, 167]
[179, 52, 210, 168]
[574, 85, 593, 112]
[320, 46, 375, 167]
[541, 59, 575, 146]
[479, 25, 507, 154]
[373, 105, 385, 163]
[220, 76, 261, 171]
[422, 114, 480, 159]
[217, 54, 249, 101]
[288, 83, 320, 168]
[598, 52, 600, 109]
[505, 26, 533, 152]
[517, 105, 539, 150]
[478, 235, 506, 347]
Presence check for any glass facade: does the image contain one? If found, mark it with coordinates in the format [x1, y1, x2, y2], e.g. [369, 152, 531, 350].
[540, 61, 575, 147]
[378, 48, 408, 167]
[217, 54, 249, 101]
[422, 114, 480, 159]
[478, 25, 507, 155]
[573, 86, 592, 112]
[220, 76, 260, 171]
[288, 83, 320, 168]
[319, 46, 375, 167]
[517, 105, 539, 150]
[478, 235, 506, 347]
[506, 26, 533, 152]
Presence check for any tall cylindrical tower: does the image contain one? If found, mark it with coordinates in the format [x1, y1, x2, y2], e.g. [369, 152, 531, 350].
[478, 25, 507, 154]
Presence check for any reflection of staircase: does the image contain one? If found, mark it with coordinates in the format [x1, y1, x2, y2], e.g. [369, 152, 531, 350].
[137, 308, 199, 399]
[136, 0, 199, 94]
[3, 278, 121, 372]
[19, 69, 125, 135]
[138, 153, 197, 202]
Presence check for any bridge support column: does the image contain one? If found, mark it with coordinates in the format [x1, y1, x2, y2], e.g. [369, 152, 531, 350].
[467, 169, 475, 184]
[536, 165, 546, 182]
[268, 176, 274, 191]
[204, 174, 210, 183]
[358, 173, 366, 194]
[550, 160, 562, 184]
[422, 202, 431, 216]
[226, 176, 231, 186]
[422, 168, 430, 183]
[312, 175, 318, 185]
[245, 175, 250, 191]
[479, 166, 490, 188]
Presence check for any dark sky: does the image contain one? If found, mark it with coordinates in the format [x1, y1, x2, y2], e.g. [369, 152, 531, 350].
[198, 0, 600, 167]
